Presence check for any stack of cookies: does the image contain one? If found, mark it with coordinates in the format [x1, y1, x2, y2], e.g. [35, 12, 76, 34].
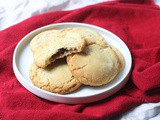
[29, 27, 124, 94]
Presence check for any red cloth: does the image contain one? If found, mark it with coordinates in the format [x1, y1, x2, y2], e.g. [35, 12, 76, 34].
[0, 1, 160, 120]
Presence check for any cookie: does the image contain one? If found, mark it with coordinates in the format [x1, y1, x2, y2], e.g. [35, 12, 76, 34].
[33, 30, 86, 68]
[61, 27, 108, 47]
[111, 47, 125, 72]
[67, 44, 120, 86]
[30, 59, 81, 94]
[30, 30, 59, 52]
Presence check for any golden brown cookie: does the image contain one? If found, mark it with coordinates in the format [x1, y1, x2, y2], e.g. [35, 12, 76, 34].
[30, 30, 59, 52]
[61, 27, 108, 47]
[30, 59, 81, 94]
[32, 30, 86, 68]
[67, 44, 120, 86]
[111, 47, 125, 72]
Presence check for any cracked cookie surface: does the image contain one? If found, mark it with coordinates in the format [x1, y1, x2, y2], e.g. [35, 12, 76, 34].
[31, 29, 86, 68]
[30, 30, 59, 52]
[67, 44, 121, 86]
[61, 27, 108, 47]
[111, 47, 125, 72]
[29, 59, 81, 94]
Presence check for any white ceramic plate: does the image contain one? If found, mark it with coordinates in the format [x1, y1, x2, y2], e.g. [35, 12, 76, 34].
[13, 22, 132, 104]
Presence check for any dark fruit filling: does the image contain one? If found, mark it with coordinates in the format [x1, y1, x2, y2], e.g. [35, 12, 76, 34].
[58, 48, 67, 54]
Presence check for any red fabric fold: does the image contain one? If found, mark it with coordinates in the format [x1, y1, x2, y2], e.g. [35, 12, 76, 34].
[0, 1, 160, 120]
